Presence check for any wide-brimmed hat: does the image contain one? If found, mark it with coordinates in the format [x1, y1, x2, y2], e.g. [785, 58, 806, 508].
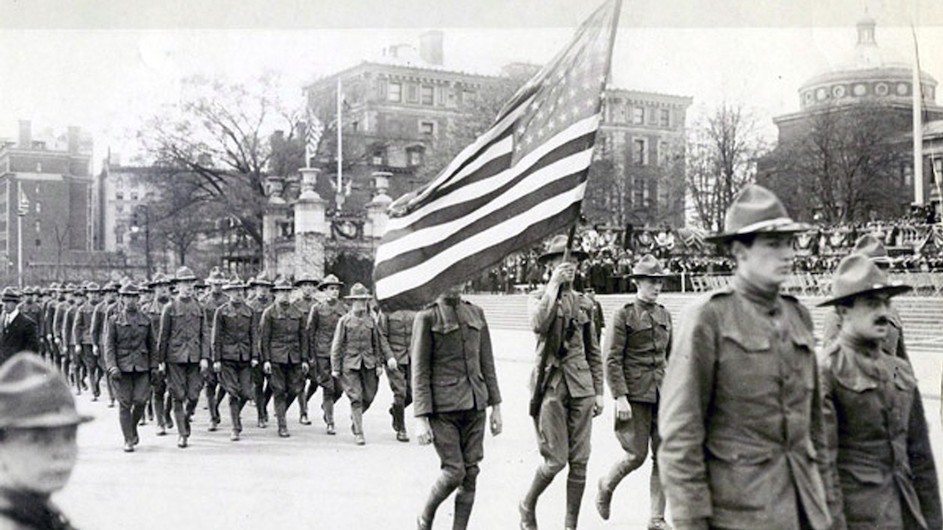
[851, 234, 892, 265]
[63, 283, 78, 294]
[1, 287, 21, 303]
[22, 286, 35, 296]
[538, 234, 589, 264]
[629, 254, 670, 279]
[0, 352, 94, 428]
[101, 281, 120, 293]
[293, 272, 320, 287]
[344, 283, 373, 300]
[272, 278, 293, 291]
[174, 266, 197, 283]
[818, 254, 912, 307]
[118, 284, 140, 297]
[222, 277, 247, 291]
[705, 185, 811, 243]
[84, 282, 101, 293]
[148, 272, 172, 288]
[205, 267, 228, 285]
[318, 274, 344, 290]
[248, 275, 274, 288]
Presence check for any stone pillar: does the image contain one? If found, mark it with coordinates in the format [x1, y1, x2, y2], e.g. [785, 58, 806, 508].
[365, 171, 393, 240]
[294, 168, 329, 278]
[262, 176, 286, 274]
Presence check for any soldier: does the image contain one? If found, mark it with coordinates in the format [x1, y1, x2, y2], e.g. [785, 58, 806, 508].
[259, 279, 309, 438]
[247, 275, 274, 428]
[104, 284, 161, 452]
[817, 254, 941, 529]
[0, 288, 40, 366]
[158, 266, 207, 448]
[211, 278, 258, 441]
[291, 272, 319, 425]
[659, 185, 832, 530]
[0, 352, 92, 530]
[595, 255, 672, 528]
[70, 282, 100, 401]
[201, 268, 230, 431]
[62, 285, 85, 395]
[52, 284, 77, 384]
[142, 274, 173, 434]
[305, 274, 347, 435]
[18, 287, 44, 353]
[378, 306, 417, 442]
[584, 287, 605, 345]
[520, 234, 604, 530]
[821, 234, 908, 361]
[44, 283, 63, 369]
[329, 283, 393, 445]
[414, 285, 503, 530]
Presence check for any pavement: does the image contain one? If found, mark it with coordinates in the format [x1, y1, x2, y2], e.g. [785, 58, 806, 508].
[56, 328, 943, 530]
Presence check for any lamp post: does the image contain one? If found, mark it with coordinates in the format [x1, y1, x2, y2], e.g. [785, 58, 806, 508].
[15, 181, 29, 289]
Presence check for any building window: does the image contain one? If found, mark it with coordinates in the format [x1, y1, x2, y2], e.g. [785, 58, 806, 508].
[35, 239, 41, 247]
[407, 147, 424, 166]
[34, 220, 40, 233]
[632, 107, 644, 124]
[34, 201, 41, 213]
[648, 109, 658, 125]
[115, 191, 123, 200]
[420, 85, 434, 105]
[633, 138, 647, 165]
[657, 141, 669, 166]
[420, 121, 435, 136]
[116, 204, 124, 213]
[351, 121, 360, 132]
[35, 162, 42, 172]
[462, 90, 476, 105]
[612, 102, 627, 123]
[372, 149, 386, 166]
[388, 82, 402, 102]
[659, 109, 670, 127]
[116, 227, 124, 245]
[131, 192, 139, 201]
[406, 84, 419, 103]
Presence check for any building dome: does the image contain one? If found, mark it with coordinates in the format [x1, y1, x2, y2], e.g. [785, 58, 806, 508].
[798, 18, 937, 110]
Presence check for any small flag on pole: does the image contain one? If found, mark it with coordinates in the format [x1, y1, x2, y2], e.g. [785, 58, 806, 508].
[374, 0, 622, 310]
[17, 194, 29, 217]
[305, 109, 325, 168]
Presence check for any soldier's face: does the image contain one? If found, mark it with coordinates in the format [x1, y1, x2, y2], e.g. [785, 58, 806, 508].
[301, 284, 316, 297]
[0, 426, 78, 495]
[275, 291, 290, 304]
[3, 300, 16, 313]
[122, 295, 139, 312]
[839, 293, 892, 341]
[155, 286, 170, 298]
[634, 278, 663, 302]
[324, 286, 340, 301]
[352, 299, 367, 312]
[732, 233, 796, 288]
[177, 281, 194, 297]
[229, 289, 245, 302]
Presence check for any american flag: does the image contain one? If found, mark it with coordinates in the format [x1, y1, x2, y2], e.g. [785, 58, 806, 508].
[374, 0, 621, 310]
[305, 110, 325, 167]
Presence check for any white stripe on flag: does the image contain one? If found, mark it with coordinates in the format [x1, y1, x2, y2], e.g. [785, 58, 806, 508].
[375, 182, 587, 300]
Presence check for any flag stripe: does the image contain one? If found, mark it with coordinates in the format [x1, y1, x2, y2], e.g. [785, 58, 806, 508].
[381, 131, 595, 244]
[375, 183, 587, 302]
[374, 168, 588, 280]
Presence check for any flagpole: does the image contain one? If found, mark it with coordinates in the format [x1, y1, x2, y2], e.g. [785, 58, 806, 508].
[336, 76, 343, 209]
[911, 22, 924, 207]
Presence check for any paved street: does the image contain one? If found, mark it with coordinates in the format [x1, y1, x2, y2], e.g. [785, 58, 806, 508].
[57, 328, 943, 530]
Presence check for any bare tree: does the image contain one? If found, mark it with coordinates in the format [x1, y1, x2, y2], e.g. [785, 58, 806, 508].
[685, 103, 766, 231]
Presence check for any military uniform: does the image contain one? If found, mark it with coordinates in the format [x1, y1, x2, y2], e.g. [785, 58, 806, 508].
[306, 295, 347, 431]
[90, 290, 119, 407]
[52, 295, 75, 382]
[247, 289, 273, 426]
[201, 288, 230, 428]
[44, 290, 64, 368]
[822, 304, 908, 361]
[259, 294, 308, 437]
[158, 291, 206, 444]
[71, 293, 100, 399]
[104, 295, 158, 450]
[60, 297, 81, 393]
[212, 293, 257, 438]
[292, 292, 318, 423]
[0, 488, 77, 530]
[378, 309, 416, 440]
[141, 289, 171, 429]
[413, 296, 501, 530]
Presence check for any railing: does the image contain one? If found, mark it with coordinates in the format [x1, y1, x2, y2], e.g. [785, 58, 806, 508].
[684, 271, 943, 296]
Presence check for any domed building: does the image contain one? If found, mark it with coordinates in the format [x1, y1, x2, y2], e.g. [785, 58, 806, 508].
[760, 18, 943, 222]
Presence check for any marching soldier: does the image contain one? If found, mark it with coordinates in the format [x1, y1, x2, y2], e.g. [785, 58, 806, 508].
[818, 254, 941, 529]
[247, 275, 274, 428]
[142, 274, 173, 433]
[305, 274, 347, 435]
[413, 285, 502, 530]
[211, 278, 258, 441]
[291, 272, 320, 425]
[659, 185, 832, 530]
[595, 254, 672, 528]
[71, 282, 103, 400]
[329, 283, 393, 445]
[53, 284, 77, 385]
[158, 266, 207, 448]
[821, 234, 908, 361]
[201, 268, 230, 431]
[520, 235, 604, 530]
[91, 281, 120, 408]
[378, 307, 417, 442]
[104, 284, 160, 452]
[62, 285, 84, 395]
[259, 279, 309, 438]
[18, 287, 44, 353]
[45, 283, 64, 369]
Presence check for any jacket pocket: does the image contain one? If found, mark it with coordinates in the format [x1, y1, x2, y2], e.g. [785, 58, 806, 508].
[707, 446, 774, 512]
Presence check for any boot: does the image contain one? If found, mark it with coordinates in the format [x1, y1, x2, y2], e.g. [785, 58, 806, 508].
[453, 488, 475, 530]
[520, 469, 554, 530]
[595, 477, 613, 520]
[564, 477, 586, 529]
[118, 405, 134, 447]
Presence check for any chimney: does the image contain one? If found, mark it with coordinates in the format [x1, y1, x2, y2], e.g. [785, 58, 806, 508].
[67, 126, 80, 154]
[18, 120, 31, 149]
[419, 31, 444, 66]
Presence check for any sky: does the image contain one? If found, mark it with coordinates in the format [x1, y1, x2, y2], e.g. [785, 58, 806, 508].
[1, 0, 942, 172]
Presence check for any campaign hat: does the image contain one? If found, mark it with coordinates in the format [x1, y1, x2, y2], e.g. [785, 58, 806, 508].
[818, 254, 912, 306]
[538, 234, 588, 264]
[705, 185, 811, 243]
[851, 234, 892, 265]
[629, 254, 670, 279]
[0, 352, 94, 428]
[318, 274, 344, 290]
[344, 283, 373, 300]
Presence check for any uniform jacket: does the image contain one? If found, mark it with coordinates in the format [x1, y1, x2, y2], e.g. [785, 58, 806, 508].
[292, 296, 317, 319]
[527, 287, 603, 399]
[658, 277, 832, 530]
[412, 298, 501, 416]
[0, 312, 40, 366]
[820, 334, 941, 530]
[104, 306, 157, 373]
[330, 311, 389, 373]
[822, 308, 908, 361]
[70, 301, 97, 346]
[42, 298, 60, 340]
[91, 300, 121, 347]
[18, 301, 43, 338]
[201, 291, 229, 346]
[158, 295, 206, 364]
[212, 300, 257, 363]
[259, 301, 308, 365]
[0, 489, 77, 530]
[247, 295, 271, 360]
[307, 299, 348, 358]
[61, 304, 78, 349]
[52, 300, 71, 341]
[605, 298, 672, 403]
[377, 309, 416, 364]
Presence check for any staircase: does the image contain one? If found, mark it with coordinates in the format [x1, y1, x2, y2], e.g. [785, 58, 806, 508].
[466, 293, 943, 353]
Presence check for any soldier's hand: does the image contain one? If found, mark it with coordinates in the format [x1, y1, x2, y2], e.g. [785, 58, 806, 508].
[74, 344, 81, 354]
[489, 405, 503, 436]
[386, 357, 398, 371]
[593, 395, 605, 417]
[46, 334, 53, 343]
[199, 359, 210, 372]
[416, 417, 434, 445]
[615, 396, 632, 421]
[107, 367, 120, 379]
[250, 359, 259, 368]
[54, 337, 61, 345]
[549, 262, 577, 287]
[331, 370, 341, 379]
[92, 345, 99, 357]
[213, 361, 222, 373]
[158, 362, 165, 374]
[263, 362, 272, 375]
[301, 362, 310, 375]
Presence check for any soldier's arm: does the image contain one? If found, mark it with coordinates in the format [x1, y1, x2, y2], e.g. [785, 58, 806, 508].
[211, 307, 223, 363]
[665, 310, 673, 361]
[199, 306, 209, 360]
[330, 316, 346, 374]
[305, 305, 320, 358]
[26, 318, 40, 353]
[250, 310, 260, 361]
[53, 306, 63, 339]
[70, 309, 82, 347]
[894, 323, 909, 362]
[582, 300, 604, 396]
[907, 386, 942, 529]
[817, 354, 845, 529]
[157, 304, 172, 362]
[411, 311, 434, 417]
[605, 306, 630, 398]
[299, 311, 309, 363]
[527, 289, 558, 334]
[90, 307, 101, 345]
[146, 319, 158, 370]
[103, 317, 118, 372]
[259, 308, 272, 363]
[478, 309, 501, 407]
[657, 301, 719, 526]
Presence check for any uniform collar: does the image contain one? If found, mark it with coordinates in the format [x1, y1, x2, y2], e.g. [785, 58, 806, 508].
[838, 330, 881, 358]
[733, 273, 779, 314]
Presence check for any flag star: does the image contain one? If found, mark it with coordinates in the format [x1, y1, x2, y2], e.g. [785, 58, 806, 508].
[525, 134, 534, 145]
[514, 142, 523, 152]
[536, 110, 545, 120]
[530, 100, 541, 110]
[569, 88, 578, 98]
[537, 128, 546, 138]
[547, 118, 556, 129]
